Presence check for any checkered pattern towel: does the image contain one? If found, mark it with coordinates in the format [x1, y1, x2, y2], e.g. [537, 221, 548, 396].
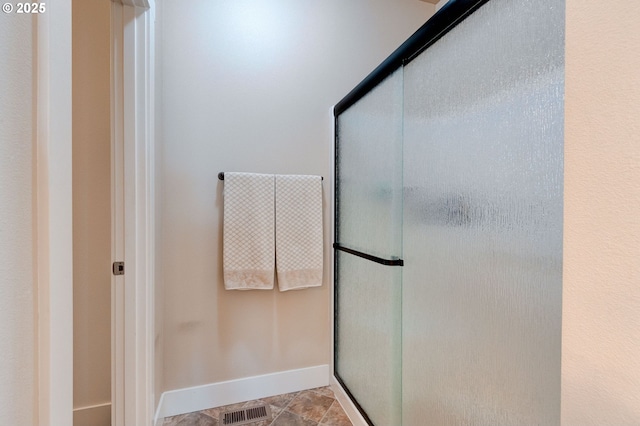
[223, 173, 275, 290]
[275, 175, 323, 291]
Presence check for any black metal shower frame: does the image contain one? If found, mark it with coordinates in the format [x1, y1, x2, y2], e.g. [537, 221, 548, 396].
[332, 1, 491, 424]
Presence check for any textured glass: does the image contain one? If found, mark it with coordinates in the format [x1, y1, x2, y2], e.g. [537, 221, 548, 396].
[335, 251, 402, 426]
[402, 0, 564, 425]
[336, 69, 403, 259]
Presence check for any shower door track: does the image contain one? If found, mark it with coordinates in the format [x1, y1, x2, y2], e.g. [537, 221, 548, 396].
[333, 0, 490, 116]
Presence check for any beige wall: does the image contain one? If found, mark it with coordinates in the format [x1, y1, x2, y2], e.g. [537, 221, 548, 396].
[0, 12, 36, 426]
[72, 0, 112, 424]
[563, 1, 640, 424]
[158, 0, 435, 391]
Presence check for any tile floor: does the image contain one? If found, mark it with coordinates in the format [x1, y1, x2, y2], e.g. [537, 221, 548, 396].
[162, 386, 353, 426]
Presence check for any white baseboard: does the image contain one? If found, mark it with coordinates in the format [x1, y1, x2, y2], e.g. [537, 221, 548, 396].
[154, 392, 166, 426]
[73, 402, 111, 426]
[330, 376, 368, 426]
[154, 365, 330, 422]
[154, 415, 164, 426]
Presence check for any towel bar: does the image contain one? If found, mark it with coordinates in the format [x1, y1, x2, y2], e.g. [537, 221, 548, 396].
[218, 172, 323, 181]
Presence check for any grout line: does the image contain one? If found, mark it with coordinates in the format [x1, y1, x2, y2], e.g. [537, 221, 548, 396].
[317, 400, 336, 425]
[269, 390, 300, 425]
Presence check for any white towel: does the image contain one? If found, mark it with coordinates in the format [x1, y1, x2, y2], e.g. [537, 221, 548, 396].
[275, 174, 323, 291]
[223, 173, 275, 290]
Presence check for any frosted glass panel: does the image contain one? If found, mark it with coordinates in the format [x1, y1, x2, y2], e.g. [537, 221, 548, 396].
[402, 0, 564, 425]
[336, 69, 403, 258]
[335, 251, 402, 425]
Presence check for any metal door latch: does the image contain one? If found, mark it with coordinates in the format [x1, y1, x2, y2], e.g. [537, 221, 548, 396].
[112, 261, 125, 276]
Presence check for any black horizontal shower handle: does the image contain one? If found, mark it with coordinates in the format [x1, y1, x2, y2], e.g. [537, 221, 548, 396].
[333, 243, 404, 266]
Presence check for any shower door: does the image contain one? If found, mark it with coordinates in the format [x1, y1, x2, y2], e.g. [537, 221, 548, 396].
[402, 0, 564, 424]
[334, 68, 404, 426]
[334, 0, 564, 425]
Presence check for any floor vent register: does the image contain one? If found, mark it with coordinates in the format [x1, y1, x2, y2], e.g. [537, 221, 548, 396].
[220, 404, 272, 425]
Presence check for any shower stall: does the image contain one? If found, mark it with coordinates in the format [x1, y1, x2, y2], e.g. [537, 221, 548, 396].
[333, 0, 564, 424]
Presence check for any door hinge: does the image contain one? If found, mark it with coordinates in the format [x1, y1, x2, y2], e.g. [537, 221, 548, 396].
[112, 261, 125, 276]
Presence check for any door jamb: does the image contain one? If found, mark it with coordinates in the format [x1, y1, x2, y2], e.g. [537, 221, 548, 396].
[36, 2, 73, 425]
[111, 0, 156, 425]
[35, 1, 156, 424]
